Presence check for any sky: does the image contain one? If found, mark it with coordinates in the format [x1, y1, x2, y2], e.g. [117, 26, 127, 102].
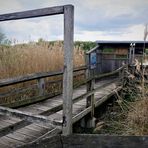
[0, 0, 148, 43]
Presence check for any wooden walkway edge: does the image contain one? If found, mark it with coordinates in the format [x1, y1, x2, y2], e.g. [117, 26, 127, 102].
[0, 78, 121, 147]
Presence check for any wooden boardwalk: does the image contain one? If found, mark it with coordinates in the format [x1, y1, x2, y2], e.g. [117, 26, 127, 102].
[0, 78, 121, 148]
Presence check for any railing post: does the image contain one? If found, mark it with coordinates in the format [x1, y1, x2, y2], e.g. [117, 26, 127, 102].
[62, 5, 74, 136]
[37, 78, 45, 96]
[85, 53, 95, 127]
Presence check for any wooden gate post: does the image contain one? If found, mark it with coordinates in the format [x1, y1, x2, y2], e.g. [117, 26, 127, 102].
[62, 5, 74, 136]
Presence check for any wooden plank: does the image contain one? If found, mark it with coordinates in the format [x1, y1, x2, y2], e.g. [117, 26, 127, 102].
[0, 136, 25, 147]
[0, 104, 62, 137]
[62, 135, 148, 148]
[0, 66, 86, 87]
[0, 84, 37, 98]
[95, 86, 122, 107]
[73, 79, 117, 104]
[6, 132, 34, 143]
[0, 106, 60, 127]
[72, 106, 91, 123]
[0, 6, 64, 21]
[0, 79, 118, 138]
[1, 92, 61, 108]
[0, 120, 33, 138]
[0, 119, 38, 138]
[95, 66, 125, 80]
[0, 117, 55, 139]
[18, 106, 43, 114]
[62, 5, 74, 136]
[86, 45, 99, 54]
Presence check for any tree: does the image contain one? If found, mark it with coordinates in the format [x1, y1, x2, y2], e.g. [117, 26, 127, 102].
[0, 29, 11, 45]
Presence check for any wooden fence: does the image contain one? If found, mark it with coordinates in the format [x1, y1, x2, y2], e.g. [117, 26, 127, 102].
[0, 4, 74, 136]
[0, 66, 86, 108]
[0, 5, 127, 136]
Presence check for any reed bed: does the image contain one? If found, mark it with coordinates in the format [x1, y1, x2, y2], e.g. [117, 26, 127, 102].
[0, 41, 85, 79]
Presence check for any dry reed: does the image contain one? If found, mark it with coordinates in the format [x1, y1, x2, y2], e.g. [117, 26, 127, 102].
[0, 41, 85, 79]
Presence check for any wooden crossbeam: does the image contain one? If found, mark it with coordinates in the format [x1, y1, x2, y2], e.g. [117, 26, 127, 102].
[0, 79, 118, 137]
[0, 106, 61, 128]
[72, 86, 122, 123]
[0, 6, 64, 21]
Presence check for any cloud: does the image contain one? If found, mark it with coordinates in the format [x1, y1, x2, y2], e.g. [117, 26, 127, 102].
[1, 16, 63, 43]
[75, 24, 144, 41]
[0, 0, 147, 42]
[0, 0, 23, 13]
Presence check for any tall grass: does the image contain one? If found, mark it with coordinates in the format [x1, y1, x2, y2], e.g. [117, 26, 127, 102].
[126, 98, 148, 135]
[0, 41, 85, 79]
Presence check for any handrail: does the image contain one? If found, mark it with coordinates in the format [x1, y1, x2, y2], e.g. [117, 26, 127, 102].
[86, 45, 99, 54]
[0, 66, 87, 87]
[94, 65, 126, 80]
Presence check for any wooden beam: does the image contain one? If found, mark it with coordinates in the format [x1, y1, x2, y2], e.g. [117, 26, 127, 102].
[1, 92, 61, 108]
[0, 106, 61, 127]
[95, 65, 125, 80]
[0, 104, 62, 138]
[0, 6, 64, 21]
[86, 45, 99, 54]
[0, 66, 86, 87]
[72, 106, 91, 123]
[62, 5, 74, 136]
[72, 86, 122, 124]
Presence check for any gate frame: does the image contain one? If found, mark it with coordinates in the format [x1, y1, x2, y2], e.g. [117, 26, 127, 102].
[0, 4, 74, 136]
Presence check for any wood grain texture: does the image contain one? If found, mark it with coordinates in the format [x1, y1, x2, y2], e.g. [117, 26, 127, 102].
[0, 6, 64, 21]
[62, 5, 74, 136]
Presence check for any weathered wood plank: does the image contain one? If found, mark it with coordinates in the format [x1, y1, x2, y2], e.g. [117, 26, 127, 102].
[0, 78, 118, 138]
[62, 135, 148, 148]
[0, 6, 64, 21]
[1, 92, 61, 108]
[0, 106, 61, 127]
[62, 5, 74, 136]
[0, 84, 37, 98]
[86, 45, 99, 54]
[0, 136, 25, 147]
[0, 66, 86, 87]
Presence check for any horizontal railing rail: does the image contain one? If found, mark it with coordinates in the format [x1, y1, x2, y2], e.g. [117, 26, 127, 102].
[0, 66, 86, 108]
[0, 66, 86, 87]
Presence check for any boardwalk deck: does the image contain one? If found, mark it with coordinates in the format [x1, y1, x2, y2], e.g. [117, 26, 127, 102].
[0, 78, 121, 148]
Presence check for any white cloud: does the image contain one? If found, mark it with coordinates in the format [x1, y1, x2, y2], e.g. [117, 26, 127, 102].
[0, 0, 147, 42]
[0, 0, 23, 13]
[1, 16, 63, 43]
[75, 24, 145, 41]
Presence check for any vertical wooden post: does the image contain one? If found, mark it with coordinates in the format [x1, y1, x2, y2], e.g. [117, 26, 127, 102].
[129, 46, 132, 64]
[85, 53, 95, 117]
[62, 5, 74, 136]
[37, 78, 45, 96]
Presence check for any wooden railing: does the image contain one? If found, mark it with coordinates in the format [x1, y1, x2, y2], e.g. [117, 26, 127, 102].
[0, 4, 75, 135]
[0, 66, 86, 108]
[0, 5, 128, 136]
[0, 65, 124, 138]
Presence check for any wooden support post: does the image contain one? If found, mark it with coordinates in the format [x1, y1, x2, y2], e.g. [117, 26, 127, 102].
[37, 78, 45, 96]
[85, 53, 95, 128]
[129, 46, 132, 64]
[62, 5, 74, 136]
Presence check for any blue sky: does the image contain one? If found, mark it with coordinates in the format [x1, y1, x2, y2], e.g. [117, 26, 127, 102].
[0, 0, 147, 43]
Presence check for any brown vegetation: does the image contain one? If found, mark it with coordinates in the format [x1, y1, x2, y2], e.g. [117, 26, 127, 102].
[94, 61, 148, 135]
[0, 41, 85, 79]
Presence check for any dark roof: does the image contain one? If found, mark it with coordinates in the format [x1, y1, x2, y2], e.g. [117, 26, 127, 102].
[96, 40, 148, 47]
[96, 40, 148, 44]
